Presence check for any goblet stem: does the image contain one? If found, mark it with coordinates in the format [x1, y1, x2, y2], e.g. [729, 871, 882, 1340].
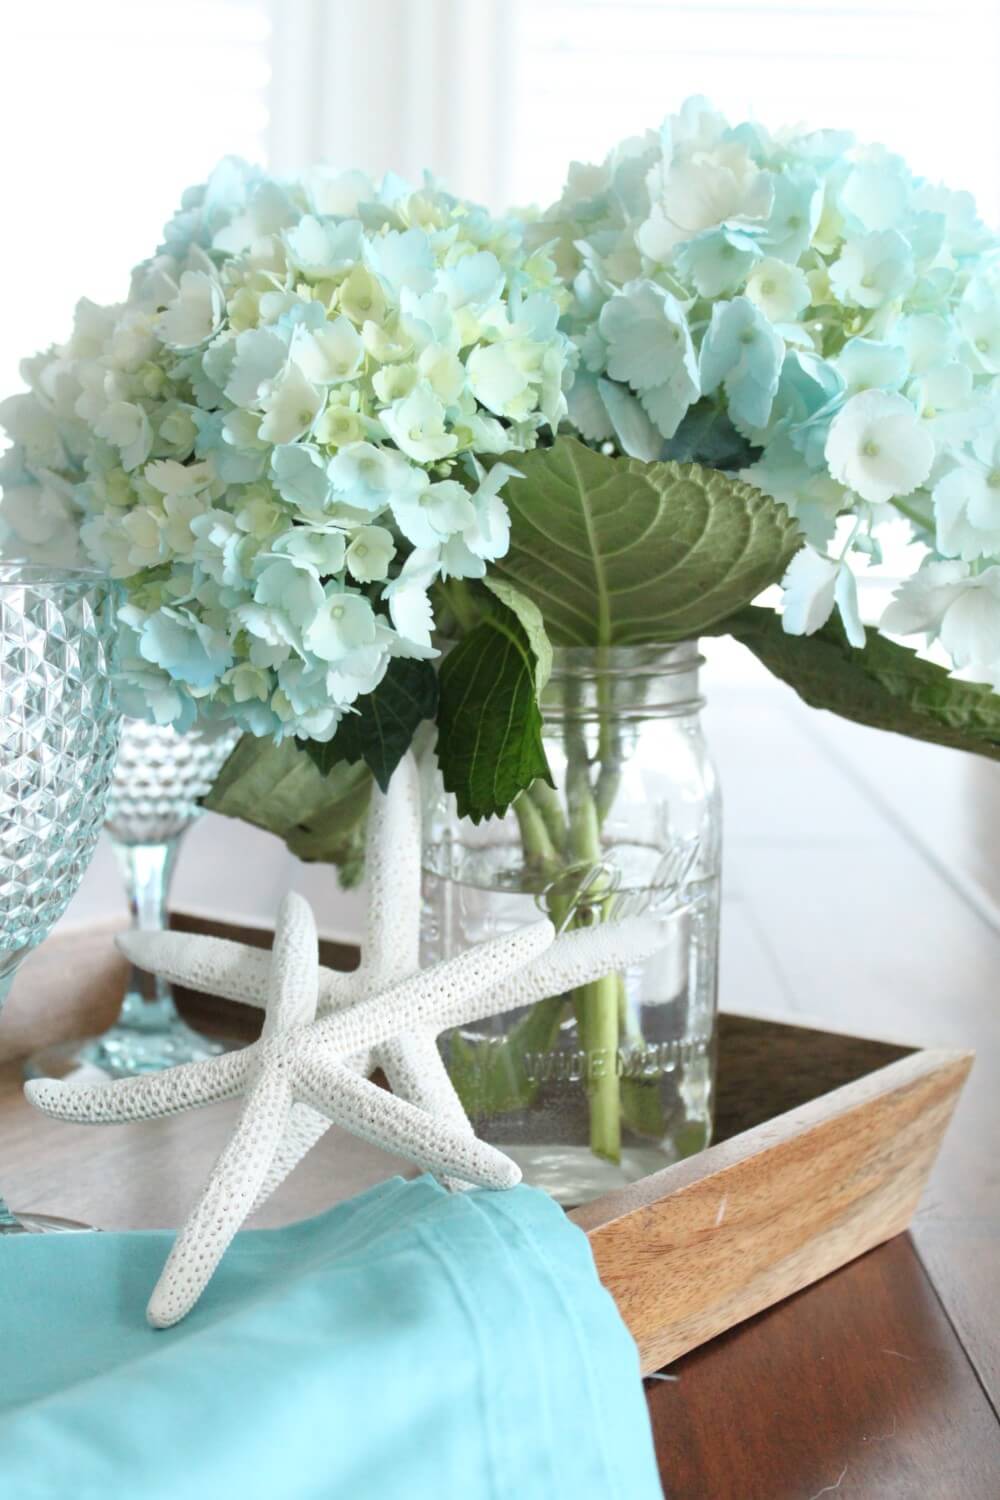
[0, 945, 17, 1219]
[0, 973, 21, 1224]
[112, 837, 183, 1034]
[0, 962, 18, 1220]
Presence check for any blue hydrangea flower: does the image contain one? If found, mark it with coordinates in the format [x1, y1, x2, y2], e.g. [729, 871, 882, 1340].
[699, 297, 784, 430]
[599, 281, 699, 440]
[541, 98, 1000, 686]
[675, 227, 761, 298]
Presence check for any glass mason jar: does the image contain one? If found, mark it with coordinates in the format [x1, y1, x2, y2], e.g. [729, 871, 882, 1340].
[421, 641, 721, 1206]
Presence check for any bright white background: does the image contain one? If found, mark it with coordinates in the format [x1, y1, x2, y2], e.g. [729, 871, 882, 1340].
[3, 0, 1000, 939]
[4, 0, 1000, 395]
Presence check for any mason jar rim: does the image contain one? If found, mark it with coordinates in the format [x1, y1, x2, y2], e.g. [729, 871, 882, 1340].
[432, 635, 704, 676]
[546, 641, 704, 680]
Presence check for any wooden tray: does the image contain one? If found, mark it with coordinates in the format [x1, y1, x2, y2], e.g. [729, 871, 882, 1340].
[572, 1014, 970, 1373]
[0, 913, 971, 1375]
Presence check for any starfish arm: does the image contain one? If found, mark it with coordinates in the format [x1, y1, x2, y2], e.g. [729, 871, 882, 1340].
[315, 970, 365, 1012]
[118, 930, 358, 1015]
[356, 752, 422, 988]
[455, 913, 680, 1028]
[263, 893, 319, 1035]
[250, 1101, 331, 1213]
[376, 1027, 475, 1195]
[376, 1028, 471, 1132]
[147, 1067, 293, 1329]
[246, 1040, 378, 1214]
[293, 1050, 520, 1189]
[314, 919, 555, 1056]
[255, 1032, 474, 1214]
[117, 930, 273, 1008]
[24, 1048, 254, 1125]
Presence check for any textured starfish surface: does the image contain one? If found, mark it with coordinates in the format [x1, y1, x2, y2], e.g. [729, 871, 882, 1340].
[26, 754, 676, 1327]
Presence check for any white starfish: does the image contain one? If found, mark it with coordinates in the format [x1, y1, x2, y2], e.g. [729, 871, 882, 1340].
[26, 755, 678, 1327]
[28, 891, 555, 1326]
[90, 753, 676, 1205]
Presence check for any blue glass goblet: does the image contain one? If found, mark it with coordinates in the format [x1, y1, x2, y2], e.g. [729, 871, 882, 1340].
[0, 566, 121, 1231]
[26, 719, 239, 1080]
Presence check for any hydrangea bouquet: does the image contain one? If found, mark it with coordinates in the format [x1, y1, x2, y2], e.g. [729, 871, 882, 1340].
[541, 96, 1000, 682]
[0, 161, 571, 745]
[5, 103, 1000, 1182]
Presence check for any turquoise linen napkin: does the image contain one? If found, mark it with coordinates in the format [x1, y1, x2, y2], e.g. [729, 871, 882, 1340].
[1, 1176, 663, 1500]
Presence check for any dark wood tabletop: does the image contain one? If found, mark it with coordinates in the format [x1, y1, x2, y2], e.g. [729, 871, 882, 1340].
[1, 644, 997, 1498]
[641, 647, 1000, 1498]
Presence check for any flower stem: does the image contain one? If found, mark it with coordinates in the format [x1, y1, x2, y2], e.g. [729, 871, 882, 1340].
[514, 792, 559, 881]
[564, 686, 622, 1165]
[527, 778, 569, 857]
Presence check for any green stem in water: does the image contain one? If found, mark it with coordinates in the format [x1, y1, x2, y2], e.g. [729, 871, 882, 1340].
[527, 778, 569, 859]
[577, 970, 622, 1162]
[514, 792, 559, 882]
[563, 691, 622, 1165]
[593, 649, 624, 825]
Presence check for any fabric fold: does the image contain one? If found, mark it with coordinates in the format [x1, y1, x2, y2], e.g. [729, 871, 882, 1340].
[1, 1178, 662, 1500]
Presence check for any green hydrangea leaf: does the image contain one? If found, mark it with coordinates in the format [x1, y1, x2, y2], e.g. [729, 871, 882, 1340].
[483, 577, 553, 696]
[437, 600, 554, 823]
[719, 605, 1000, 759]
[490, 435, 800, 646]
[203, 735, 372, 882]
[660, 399, 762, 471]
[304, 657, 438, 791]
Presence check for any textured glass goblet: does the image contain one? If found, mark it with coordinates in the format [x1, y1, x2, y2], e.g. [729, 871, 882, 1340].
[25, 720, 240, 1080]
[0, 566, 121, 1231]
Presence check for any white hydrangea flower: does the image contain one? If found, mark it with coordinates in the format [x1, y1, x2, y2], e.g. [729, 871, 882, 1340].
[839, 148, 911, 233]
[158, 271, 226, 350]
[638, 130, 773, 261]
[303, 587, 378, 663]
[832, 338, 908, 396]
[745, 259, 810, 325]
[829, 230, 915, 309]
[384, 547, 439, 647]
[781, 546, 865, 645]
[825, 391, 933, 504]
[379, 384, 457, 462]
[932, 426, 1000, 560]
[345, 525, 395, 583]
[0, 475, 82, 565]
[94, 401, 153, 471]
[882, 559, 1000, 671]
[959, 277, 1000, 375]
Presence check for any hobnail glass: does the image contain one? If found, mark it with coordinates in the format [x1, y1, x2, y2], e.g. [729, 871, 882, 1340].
[26, 720, 240, 1080]
[0, 566, 121, 1230]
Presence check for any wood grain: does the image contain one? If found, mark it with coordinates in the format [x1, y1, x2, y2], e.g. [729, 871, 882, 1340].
[0, 917, 126, 1065]
[647, 1234, 1000, 1500]
[573, 1046, 971, 1373]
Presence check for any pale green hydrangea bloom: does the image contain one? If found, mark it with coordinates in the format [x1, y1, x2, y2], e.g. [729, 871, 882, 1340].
[0, 160, 573, 739]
